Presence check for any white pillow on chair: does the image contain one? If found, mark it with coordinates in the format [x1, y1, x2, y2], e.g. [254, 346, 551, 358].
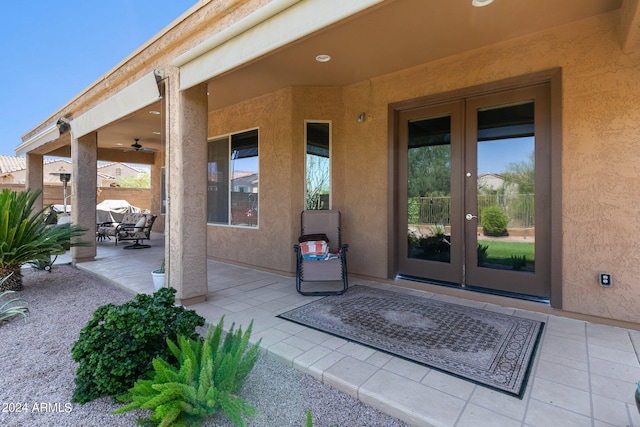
[133, 216, 147, 232]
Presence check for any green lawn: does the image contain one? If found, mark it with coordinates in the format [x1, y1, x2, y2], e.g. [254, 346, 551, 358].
[478, 240, 535, 268]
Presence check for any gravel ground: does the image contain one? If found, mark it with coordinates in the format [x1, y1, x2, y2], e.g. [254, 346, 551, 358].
[0, 264, 411, 427]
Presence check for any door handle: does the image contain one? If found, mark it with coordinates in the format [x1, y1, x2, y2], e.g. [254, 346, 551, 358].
[465, 214, 477, 221]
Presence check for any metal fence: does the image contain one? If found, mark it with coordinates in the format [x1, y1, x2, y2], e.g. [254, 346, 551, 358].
[410, 194, 534, 228]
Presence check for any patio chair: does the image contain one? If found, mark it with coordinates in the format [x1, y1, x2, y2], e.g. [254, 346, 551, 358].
[97, 212, 156, 249]
[293, 210, 348, 296]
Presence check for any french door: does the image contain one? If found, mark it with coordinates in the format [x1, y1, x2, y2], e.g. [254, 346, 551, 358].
[398, 84, 551, 299]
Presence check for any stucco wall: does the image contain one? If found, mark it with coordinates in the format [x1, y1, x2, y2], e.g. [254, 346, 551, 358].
[206, 10, 639, 323]
[339, 11, 640, 322]
[207, 88, 297, 272]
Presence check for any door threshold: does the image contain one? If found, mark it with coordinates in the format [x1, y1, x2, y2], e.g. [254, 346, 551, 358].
[396, 274, 550, 305]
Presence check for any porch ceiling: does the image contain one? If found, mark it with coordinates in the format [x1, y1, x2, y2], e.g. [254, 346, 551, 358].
[205, 0, 623, 110]
[26, 0, 623, 158]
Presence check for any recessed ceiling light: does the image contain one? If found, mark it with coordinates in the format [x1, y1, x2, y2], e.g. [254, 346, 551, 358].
[472, 0, 494, 6]
[153, 131, 161, 135]
[149, 110, 160, 115]
[315, 54, 331, 63]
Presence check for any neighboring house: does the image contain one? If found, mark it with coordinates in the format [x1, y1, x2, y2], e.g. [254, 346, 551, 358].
[97, 162, 147, 187]
[14, 0, 640, 326]
[477, 173, 504, 192]
[0, 156, 144, 187]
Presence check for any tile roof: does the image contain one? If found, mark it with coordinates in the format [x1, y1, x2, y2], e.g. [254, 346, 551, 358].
[0, 155, 26, 174]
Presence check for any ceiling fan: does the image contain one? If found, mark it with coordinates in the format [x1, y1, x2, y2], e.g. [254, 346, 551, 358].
[125, 138, 156, 153]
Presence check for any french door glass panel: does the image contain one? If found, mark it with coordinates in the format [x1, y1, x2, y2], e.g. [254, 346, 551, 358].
[398, 84, 550, 299]
[407, 115, 452, 264]
[476, 102, 535, 273]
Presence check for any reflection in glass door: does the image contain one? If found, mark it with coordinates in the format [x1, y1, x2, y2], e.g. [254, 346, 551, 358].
[464, 86, 550, 298]
[398, 85, 551, 300]
[475, 102, 536, 273]
[398, 101, 464, 285]
[407, 115, 452, 263]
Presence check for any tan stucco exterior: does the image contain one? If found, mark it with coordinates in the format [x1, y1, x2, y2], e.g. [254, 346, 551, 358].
[203, 9, 640, 323]
[17, 0, 640, 325]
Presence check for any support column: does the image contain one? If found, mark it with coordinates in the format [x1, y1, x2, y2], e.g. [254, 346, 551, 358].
[70, 132, 97, 262]
[167, 78, 208, 305]
[150, 151, 165, 233]
[25, 153, 44, 210]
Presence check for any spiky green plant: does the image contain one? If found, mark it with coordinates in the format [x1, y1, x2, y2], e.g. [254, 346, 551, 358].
[114, 318, 261, 427]
[0, 275, 29, 326]
[305, 409, 339, 427]
[0, 188, 88, 291]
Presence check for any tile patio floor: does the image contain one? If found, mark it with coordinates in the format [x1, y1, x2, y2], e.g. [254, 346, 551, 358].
[59, 233, 640, 426]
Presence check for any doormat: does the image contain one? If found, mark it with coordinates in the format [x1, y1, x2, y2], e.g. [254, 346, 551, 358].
[278, 286, 544, 398]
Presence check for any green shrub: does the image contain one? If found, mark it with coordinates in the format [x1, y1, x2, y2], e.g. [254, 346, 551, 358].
[481, 206, 509, 237]
[71, 287, 205, 403]
[114, 317, 261, 427]
[407, 198, 420, 224]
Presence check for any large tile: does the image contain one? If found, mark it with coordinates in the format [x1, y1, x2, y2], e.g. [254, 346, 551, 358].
[469, 386, 528, 421]
[535, 359, 590, 390]
[589, 342, 640, 368]
[323, 356, 378, 396]
[307, 351, 345, 380]
[360, 369, 466, 427]
[525, 399, 592, 427]
[457, 403, 521, 427]
[420, 370, 476, 400]
[267, 341, 305, 366]
[545, 315, 586, 339]
[589, 357, 640, 383]
[283, 335, 317, 352]
[592, 393, 634, 426]
[531, 377, 591, 416]
[539, 334, 588, 363]
[383, 357, 429, 382]
[335, 341, 376, 361]
[590, 373, 637, 404]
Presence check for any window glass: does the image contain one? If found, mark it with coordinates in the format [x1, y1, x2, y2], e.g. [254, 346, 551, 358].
[207, 129, 258, 226]
[305, 122, 330, 210]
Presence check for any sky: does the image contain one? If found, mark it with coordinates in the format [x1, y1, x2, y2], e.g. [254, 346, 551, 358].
[0, 0, 195, 157]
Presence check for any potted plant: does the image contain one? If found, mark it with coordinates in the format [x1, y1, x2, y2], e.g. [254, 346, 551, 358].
[151, 258, 165, 292]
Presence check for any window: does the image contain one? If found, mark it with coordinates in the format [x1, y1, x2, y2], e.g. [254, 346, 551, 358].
[305, 121, 331, 209]
[207, 129, 259, 226]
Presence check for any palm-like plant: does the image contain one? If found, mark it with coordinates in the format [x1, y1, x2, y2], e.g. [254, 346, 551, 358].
[0, 188, 88, 291]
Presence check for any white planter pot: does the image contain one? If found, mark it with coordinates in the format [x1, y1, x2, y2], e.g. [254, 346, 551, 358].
[151, 270, 165, 292]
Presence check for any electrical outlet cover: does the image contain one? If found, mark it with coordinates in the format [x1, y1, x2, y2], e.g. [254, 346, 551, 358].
[599, 272, 612, 287]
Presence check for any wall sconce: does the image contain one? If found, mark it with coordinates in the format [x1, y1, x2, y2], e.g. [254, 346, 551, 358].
[357, 112, 366, 123]
[472, 0, 494, 7]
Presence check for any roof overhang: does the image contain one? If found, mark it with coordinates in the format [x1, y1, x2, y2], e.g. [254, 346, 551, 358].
[174, 0, 384, 91]
[16, 121, 64, 156]
[16, 71, 162, 156]
[72, 70, 162, 139]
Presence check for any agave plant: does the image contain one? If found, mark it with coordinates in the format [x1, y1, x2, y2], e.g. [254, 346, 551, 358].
[0, 290, 29, 324]
[0, 188, 88, 291]
[0, 274, 29, 324]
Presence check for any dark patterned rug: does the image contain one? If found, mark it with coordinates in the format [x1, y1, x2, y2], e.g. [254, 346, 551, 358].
[278, 286, 544, 398]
